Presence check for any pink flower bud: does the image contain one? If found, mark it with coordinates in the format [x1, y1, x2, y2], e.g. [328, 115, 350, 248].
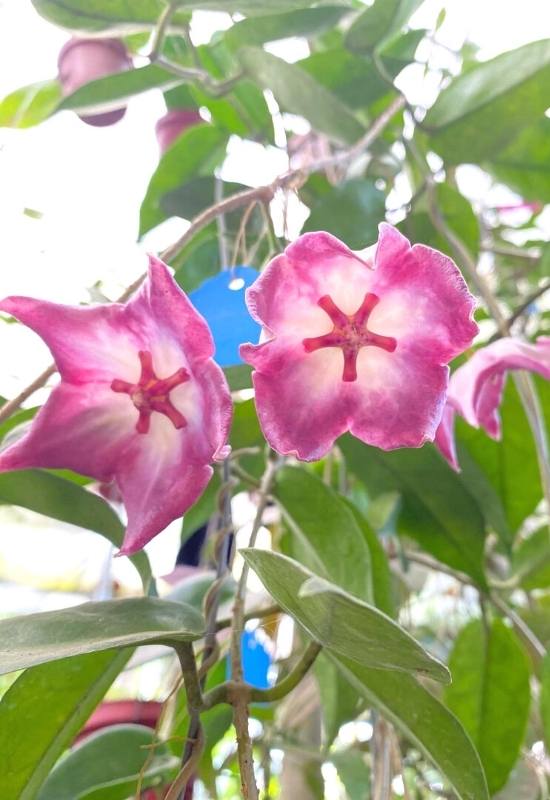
[155, 108, 203, 154]
[57, 38, 132, 127]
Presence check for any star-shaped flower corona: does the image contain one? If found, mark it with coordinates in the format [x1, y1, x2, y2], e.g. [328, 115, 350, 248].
[435, 337, 550, 470]
[0, 256, 232, 554]
[240, 224, 478, 460]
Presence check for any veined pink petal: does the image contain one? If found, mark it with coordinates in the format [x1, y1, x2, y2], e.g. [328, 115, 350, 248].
[0, 382, 135, 480]
[449, 336, 550, 439]
[0, 255, 232, 553]
[242, 224, 477, 459]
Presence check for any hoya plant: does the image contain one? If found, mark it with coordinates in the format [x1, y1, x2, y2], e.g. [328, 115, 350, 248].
[0, 1, 549, 799]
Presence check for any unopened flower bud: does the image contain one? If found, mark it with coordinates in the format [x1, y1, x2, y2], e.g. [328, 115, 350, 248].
[57, 38, 132, 127]
[155, 108, 202, 154]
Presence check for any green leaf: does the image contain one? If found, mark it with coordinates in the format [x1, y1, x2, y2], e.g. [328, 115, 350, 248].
[239, 47, 365, 145]
[139, 124, 227, 237]
[331, 751, 370, 800]
[38, 724, 176, 800]
[166, 570, 234, 610]
[0, 597, 204, 674]
[0, 651, 130, 800]
[424, 38, 550, 164]
[173, 0, 319, 12]
[0, 469, 151, 590]
[241, 549, 449, 682]
[224, 6, 351, 50]
[302, 179, 386, 249]
[340, 436, 488, 587]
[0, 80, 61, 128]
[315, 654, 363, 745]
[345, 0, 424, 53]
[445, 618, 531, 794]
[31, 0, 191, 33]
[540, 651, 550, 751]
[274, 466, 373, 603]
[486, 118, 550, 203]
[180, 472, 221, 545]
[332, 653, 489, 800]
[455, 377, 550, 534]
[401, 183, 480, 259]
[59, 65, 182, 115]
[512, 526, 550, 590]
[344, 500, 395, 618]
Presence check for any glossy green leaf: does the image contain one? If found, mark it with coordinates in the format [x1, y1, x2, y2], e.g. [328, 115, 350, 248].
[0, 80, 61, 128]
[340, 436, 488, 587]
[239, 47, 364, 144]
[0, 469, 151, 590]
[225, 6, 351, 49]
[344, 500, 395, 618]
[445, 618, 531, 794]
[424, 38, 550, 163]
[59, 65, 181, 115]
[0, 597, 204, 674]
[302, 179, 386, 249]
[38, 724, 176, 800]
[241, 549, 449, 682]
[274, 466, 373, 602]
[315, 654, 363, 745]
[345, 0, 424, 52]
[487, 118, 550, 203]
[0, 651, 130, 800]
[139, 124, 227, 236]
[332, 653, 489, 800]
[31, 0, 191, 33]
[512, 526, 550, 590]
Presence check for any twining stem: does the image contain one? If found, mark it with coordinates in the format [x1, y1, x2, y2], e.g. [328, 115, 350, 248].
[229, 455, 280, 799]
[0, 95, 404, 426]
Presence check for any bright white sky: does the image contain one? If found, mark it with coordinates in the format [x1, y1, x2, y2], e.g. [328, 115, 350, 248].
[0, 0, 549, 594]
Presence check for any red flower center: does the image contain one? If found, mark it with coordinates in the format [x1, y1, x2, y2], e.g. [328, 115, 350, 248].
[111, 350, 190, 434]
[303, 293, 397, 382]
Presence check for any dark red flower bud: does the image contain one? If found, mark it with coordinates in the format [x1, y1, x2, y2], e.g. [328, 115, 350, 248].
[57, 38, 132, 127]
[155, 108, 203, 154]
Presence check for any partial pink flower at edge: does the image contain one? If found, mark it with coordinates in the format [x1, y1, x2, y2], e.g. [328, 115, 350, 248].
[435, 337, 550, 470]
[240, 223, 478, 461]
[0, 257, 232, 554]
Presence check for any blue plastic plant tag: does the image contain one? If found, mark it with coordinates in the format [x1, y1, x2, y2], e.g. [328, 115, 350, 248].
[189, 266, 261, 367]
[226, 629, 272, 690]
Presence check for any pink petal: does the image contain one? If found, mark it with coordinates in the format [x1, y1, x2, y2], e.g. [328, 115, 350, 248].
[0, 382, 135, 480]
[128, 255, 215, 366]
[449, 336, 550, 439]
[0, 296, 142, 384]
[367, 224, 478, 363]
[434, 402, 459, 471]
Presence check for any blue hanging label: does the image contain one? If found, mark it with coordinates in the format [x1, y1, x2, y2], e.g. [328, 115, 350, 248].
[189, 266, 261, 367]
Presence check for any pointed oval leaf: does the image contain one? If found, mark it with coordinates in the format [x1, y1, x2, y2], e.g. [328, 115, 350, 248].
[0, 598, 204, 675]
[0, 80, 61, 129]
[444, 618, 531, 794]
[0, 651, 130, 800]
[241, 548, 449, 683]
[31, 0, 191, 34]
[37, 724, 175, 800]
[239, 47, 364, 144]
[332, 653, 489, 800]
[424, 38, 550, 163]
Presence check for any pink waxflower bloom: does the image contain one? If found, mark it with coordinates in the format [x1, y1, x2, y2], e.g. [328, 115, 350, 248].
[155, 108, 203, 154]
[58, 38, 132, 127]
[0, 257, 232, 554]
[240, 224, 478, 460]
[436, 337, 550, 470]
